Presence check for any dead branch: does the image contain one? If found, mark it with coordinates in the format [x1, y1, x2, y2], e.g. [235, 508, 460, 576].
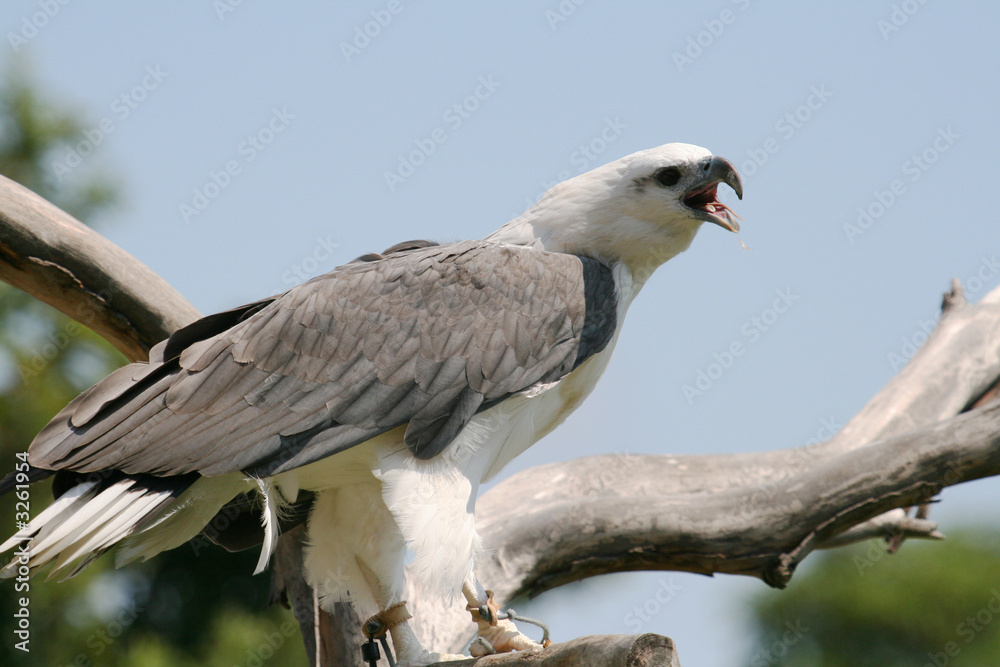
[426, 634, 680, 666]
[0, 175, 199, 359]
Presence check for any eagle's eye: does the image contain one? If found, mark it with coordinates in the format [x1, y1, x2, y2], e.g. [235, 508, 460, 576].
[653, 166, 682, 187]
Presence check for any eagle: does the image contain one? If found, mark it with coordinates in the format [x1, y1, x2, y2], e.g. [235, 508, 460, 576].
[1, 143, 742, 665]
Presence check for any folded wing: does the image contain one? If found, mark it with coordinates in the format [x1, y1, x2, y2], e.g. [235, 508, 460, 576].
[28, 240, 618, 478]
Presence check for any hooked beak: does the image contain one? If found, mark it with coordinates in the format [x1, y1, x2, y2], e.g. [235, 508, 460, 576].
[682, 156, 743, 233]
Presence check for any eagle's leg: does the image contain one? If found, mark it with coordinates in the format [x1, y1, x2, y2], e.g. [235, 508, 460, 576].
[351, 561, 468, 666]
[304, 484, 467, 666]
[356, 564, 469, 666]
[462, 574, 544, 657]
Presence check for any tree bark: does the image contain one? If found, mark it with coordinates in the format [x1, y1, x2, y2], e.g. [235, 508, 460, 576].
[428, 634, 680, 666]
[3, 173, 999, 665]
[0, 175, 199, 359]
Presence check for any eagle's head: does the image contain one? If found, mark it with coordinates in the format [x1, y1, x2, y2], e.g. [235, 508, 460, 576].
[615, 143, 742, 234]
[494, 143, 743, 285]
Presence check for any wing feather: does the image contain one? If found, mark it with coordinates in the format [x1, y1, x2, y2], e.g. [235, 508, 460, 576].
[28, 241, 618, 477]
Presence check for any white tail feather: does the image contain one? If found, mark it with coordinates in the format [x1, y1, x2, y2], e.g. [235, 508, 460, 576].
[0, 479, 98, 554]
[47, 490, 169, 578]
[28, 480, 140, 572]
[0, 479, 190, 580]
[116, 475, 246, 567]
[2, 478, 180, 579]
[1, 472, 275, 580]
[254, 478, 280, 575]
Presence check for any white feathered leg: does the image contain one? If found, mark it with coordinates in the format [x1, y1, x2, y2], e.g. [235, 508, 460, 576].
[378, 420, 542, 661]
[304, 481, 466, 666]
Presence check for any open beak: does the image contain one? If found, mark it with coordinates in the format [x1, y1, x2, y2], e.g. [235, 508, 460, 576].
[682, 156, 743, 233]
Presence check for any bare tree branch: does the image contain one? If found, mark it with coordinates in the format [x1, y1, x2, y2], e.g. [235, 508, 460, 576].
[427, 634, 680, 666]
[817, 508, 944, 548]
[0, 175, 199, 359]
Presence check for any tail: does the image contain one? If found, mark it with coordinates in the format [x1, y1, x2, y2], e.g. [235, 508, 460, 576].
[0, 472, 244, 581]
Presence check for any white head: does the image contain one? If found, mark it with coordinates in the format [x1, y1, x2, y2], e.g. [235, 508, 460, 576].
[488, 143, 743, 284]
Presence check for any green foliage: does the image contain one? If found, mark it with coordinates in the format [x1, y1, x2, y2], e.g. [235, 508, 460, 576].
[0, 60, 306, 666]
[0, 60, 117, 221]
[747, 530, 1000, 667]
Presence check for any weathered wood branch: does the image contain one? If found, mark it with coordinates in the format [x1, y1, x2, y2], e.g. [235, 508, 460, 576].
[4, 173, 999, 665]
[817, 507, 943, 548]
[431, 634, 680, 666]
[0, 175, 199, 359]
[490, 400, 998, 583]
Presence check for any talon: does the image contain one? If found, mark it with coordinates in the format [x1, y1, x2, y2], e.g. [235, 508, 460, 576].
[469, 636, 495, 657]
[472, 618, 543, 655]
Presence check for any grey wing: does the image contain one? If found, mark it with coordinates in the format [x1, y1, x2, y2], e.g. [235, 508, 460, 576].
[28, 240, 618, 478]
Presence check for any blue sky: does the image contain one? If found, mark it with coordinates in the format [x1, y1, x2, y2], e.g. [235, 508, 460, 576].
[4, 1, 1000, 664]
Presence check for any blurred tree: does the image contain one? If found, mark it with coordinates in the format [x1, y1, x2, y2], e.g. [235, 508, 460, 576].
[747, 530, 1000, 667]
[0, 60, 304, 666]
